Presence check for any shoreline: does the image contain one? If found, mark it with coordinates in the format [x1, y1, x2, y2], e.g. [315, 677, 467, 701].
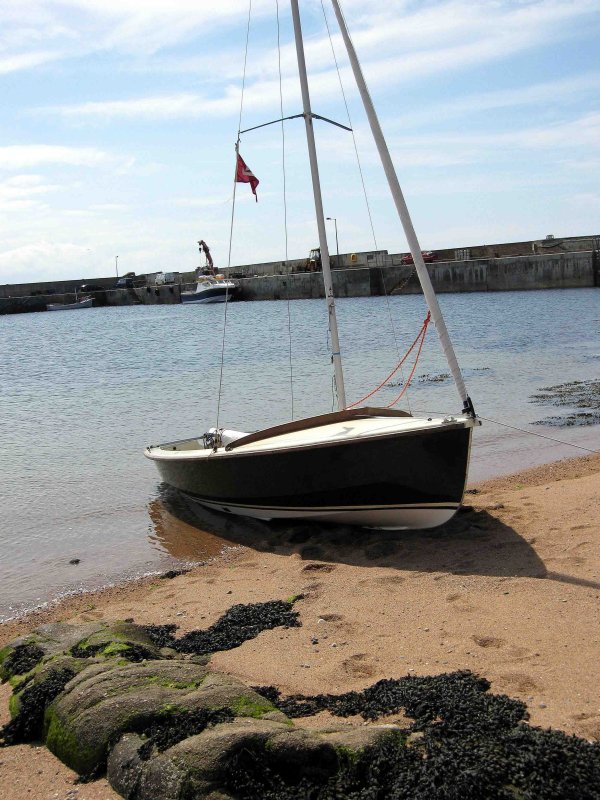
[1, 451, 599, 799]
[1, 450, 598, 640]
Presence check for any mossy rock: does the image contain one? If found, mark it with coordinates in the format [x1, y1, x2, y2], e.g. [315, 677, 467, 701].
[1, 623, 106, 681]
[109, 719, 288, 800]
[107, 720, 404, 799]
[43, 660, 284, 776]
[1, 621, 163, 684]
[70, 621, 163, 660]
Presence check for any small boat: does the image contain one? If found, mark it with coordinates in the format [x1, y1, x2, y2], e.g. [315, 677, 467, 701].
[181, 276, 237, 304]
[47, 296, 93, 312]
[146, 0, 480, 530]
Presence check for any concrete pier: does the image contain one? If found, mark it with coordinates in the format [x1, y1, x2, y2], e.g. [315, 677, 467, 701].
[0, 245, 597, 315]
[236, 251, 595, 301]
[0, 285, 181, 315]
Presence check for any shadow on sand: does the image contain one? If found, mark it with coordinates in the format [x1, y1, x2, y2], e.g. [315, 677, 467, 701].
[148, 485, 600, 591]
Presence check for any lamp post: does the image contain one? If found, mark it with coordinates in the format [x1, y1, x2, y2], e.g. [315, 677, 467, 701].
[326, 217, 339, 267]
[115, 255, 119, 278]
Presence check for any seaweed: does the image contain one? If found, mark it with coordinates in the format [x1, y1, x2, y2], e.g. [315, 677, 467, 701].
[136, 707, 235, 760]
[530, 379, 600, 427]
[70, 642, 155, 662]
[241, 672, 600, 800]
[0, 643, 45, 680]
[141, 600, 301, 657]
[0, 667, 76, 746]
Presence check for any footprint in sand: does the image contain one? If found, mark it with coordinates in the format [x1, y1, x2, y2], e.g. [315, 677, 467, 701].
[302, 581, 324, 599]
[472, 635, 506, 649]
[364, 541, 399, 560]
[302, 563, 336, 573]
[497, 672, 540, 694]
[342, 653, 375, 678]
[358, 575, 405, 589]
[446, 593, 477, 612]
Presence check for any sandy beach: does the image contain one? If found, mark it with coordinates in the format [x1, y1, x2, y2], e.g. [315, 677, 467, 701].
[1, 451, 599, 799]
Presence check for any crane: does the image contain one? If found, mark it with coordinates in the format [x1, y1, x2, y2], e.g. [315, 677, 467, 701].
[198, 240, 214, 274]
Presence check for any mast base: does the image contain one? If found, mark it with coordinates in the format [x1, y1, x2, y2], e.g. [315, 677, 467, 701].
[462, 396, 476, 418]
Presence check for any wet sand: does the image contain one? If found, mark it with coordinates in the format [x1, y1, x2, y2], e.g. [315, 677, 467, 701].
[1, 452, 599, 799]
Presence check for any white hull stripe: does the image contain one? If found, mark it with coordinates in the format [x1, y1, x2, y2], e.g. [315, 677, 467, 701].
[184, 496, 459, 513]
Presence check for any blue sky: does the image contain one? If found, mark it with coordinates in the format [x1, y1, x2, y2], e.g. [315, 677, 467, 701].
[1, 0, 599, 284]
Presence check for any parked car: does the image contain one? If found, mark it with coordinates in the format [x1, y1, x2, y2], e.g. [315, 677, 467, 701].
[400, 251, 437, 265]
[79, 284, 105, 292]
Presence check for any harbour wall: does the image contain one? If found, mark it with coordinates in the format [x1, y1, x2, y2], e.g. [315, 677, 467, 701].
[0, 285, 181, 315]
[0, 251, 596, 314]
[236, 252, 596, 301]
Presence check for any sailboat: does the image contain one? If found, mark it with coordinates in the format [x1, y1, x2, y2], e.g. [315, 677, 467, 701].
[145, 0, 480, 530]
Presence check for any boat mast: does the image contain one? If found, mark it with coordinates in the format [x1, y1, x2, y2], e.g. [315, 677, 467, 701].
[330, 0, 474, 416]
[290, 0, 347, 410]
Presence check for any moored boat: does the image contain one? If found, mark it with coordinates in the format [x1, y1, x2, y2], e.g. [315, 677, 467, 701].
[145, 0, 480, 530]
[181, 277, 238, 304]
[47, 297, 93, 311]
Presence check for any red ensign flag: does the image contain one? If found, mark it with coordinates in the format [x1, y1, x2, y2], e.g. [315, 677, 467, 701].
[236, 153, 259, 201]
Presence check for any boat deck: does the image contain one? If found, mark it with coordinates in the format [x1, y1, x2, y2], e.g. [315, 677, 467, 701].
[146, 413, 475, 461]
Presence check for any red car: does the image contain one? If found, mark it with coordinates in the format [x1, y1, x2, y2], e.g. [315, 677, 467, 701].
[400, 251, 437, 264]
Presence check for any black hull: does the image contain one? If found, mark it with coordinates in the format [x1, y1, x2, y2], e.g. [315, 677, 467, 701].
[152, 424, 472, 529]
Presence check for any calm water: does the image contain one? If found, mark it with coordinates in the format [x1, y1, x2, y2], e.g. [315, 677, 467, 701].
[1, 289, 598, 620]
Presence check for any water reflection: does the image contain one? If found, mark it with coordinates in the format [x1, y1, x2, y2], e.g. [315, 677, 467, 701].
[147, 491, 229, 561]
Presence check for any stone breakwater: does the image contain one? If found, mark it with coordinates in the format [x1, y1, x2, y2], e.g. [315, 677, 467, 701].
[2, 603, 600, 799]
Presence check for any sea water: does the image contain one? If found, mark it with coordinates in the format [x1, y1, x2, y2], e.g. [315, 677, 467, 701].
[1, 288, 598, 620]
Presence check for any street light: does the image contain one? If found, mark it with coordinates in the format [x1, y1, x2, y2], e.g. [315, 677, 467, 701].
[326, 217, 339, 267]
[115, 255, 119, 278]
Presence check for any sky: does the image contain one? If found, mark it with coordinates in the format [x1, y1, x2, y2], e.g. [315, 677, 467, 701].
[1, 0, 599, 284]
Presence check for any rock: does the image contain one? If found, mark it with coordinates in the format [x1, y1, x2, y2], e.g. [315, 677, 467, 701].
[44, 661, 283, 776]
[69, 621, 164, 661]
[114, 719, 288, 800]
[106, 733, 145, 799]
[1, 623, 106, 680]
[1, 621, 164, 684]
[107, 720, 404, 800]
[263, 729, 339, 783]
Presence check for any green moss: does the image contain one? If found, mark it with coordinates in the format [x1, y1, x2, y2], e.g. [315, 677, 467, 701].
[232, 695, 277, 719]
[0, 645, 12, 666]
[8, 692, 20, 718]
[102, 642, 132, 656]
[333, 744, 361, 766]
[44, 706, 100, 776]
[138, 675, 204, 690]
[286, 595, 301, 605]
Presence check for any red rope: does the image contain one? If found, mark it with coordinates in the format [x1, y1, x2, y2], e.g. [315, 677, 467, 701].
[386, 313, 430, 407]
[345, 312, 431, 410]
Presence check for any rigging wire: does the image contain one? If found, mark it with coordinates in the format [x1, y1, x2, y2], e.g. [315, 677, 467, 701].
[215, 0, 253, 435]
[319, 0, 411, 412]
[276, 0, 295, 420]
[476, 417, 600, 455]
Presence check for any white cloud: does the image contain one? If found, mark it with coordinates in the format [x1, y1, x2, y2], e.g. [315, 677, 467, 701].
[28, 0, 600, 122]
[0, 241, 92, 282]
[0, 174, 60, 210]
[0, 145, 114, 170]
[0, 50, 62, 74]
